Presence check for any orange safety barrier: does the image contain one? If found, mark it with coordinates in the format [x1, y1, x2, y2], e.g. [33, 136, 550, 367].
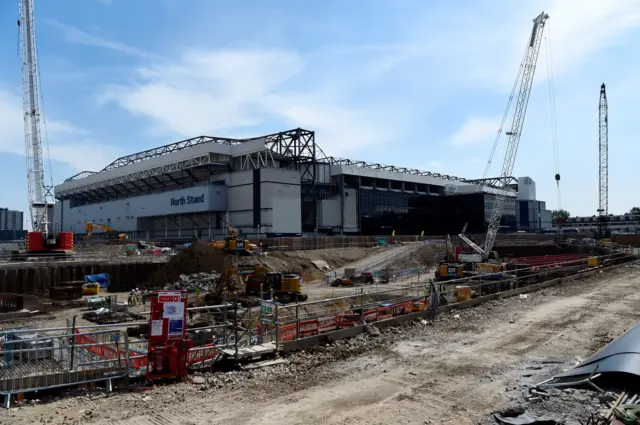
[317, 314, 339, 333]
[412, 299, 426, 312]
[298, 319, 319, 338]
[339, 313, 360, 328]
[75, 331, 147, 371]
[391, 301, 415, 317]
[377, 306, 392, 320]
[391, 303, 405, 316]
[187, 343, 218, 366]
[363, 308, 378, 322]
[278, 323, 297, 341]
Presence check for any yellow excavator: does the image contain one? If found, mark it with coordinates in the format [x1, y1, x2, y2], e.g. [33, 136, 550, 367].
[204, 263, 308, 306]
[208, 223, 257, 256]
[84, 222, 128, 241]
[435, 234, 464, 281]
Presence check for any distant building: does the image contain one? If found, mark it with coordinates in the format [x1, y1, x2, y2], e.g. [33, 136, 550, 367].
[552, 214, 640, 235]
[0, 208, 24, 232]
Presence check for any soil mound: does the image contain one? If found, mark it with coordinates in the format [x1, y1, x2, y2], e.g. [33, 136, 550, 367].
[144, 243, 225, 288]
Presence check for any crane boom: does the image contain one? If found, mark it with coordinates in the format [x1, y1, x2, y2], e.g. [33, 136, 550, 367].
[475, 12, 549, 260]
[18, 0, 51, 234]
[597, 83, 609, 238]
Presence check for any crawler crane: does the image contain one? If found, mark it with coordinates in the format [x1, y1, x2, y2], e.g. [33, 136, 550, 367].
[14, 0, 74, 259]
[458, 12, 549, 267]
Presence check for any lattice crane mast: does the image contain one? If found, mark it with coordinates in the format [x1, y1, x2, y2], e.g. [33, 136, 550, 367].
[18, 0, 52, 235]
[459, 12, 549, 261]
[597, 83, 610, 238]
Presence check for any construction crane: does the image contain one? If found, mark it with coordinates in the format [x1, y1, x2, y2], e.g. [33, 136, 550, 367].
[18, 0, 52, 234]
[597, 83, 610, 239]
[15, 0, 73, 257]
[459, 11, 549, 262]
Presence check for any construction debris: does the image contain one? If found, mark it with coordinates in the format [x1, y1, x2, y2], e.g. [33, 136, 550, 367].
[144, 243, 225, 288]
[82, 309, 144, 324]
[165, 272, 221, 292]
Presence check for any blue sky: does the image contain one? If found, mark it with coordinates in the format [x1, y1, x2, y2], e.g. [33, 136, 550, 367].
[1, 0, 640, 228]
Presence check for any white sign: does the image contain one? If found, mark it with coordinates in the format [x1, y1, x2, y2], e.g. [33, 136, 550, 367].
[163, 302, 184, 319]
[151, 320, 164, 336]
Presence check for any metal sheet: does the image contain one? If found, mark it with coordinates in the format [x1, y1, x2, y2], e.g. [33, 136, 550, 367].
[555, 321, 640, 379]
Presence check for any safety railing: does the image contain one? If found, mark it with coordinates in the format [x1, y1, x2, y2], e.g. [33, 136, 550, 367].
[265, 251, 638, 346]
[0, 328, 130, 408]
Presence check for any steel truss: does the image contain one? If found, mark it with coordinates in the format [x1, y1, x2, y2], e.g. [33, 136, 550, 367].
[57, 154, 226, 198]
[238, 149, 276, 171]
[263, 129, 318, 231]
[465, 176, 518, 187]
[100, 135, 242, 172]
[321, 157, 469, 182]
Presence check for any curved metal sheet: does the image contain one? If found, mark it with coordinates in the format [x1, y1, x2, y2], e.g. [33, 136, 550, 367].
[555, 321, 640, 379]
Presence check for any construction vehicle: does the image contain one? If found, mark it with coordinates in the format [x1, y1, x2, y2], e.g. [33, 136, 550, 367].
[10, 0, 74, 260]
[208, 222, 255, 256]
[456, 12, 549, 270]
[204, 263, 308, 306]
[85, 222, 128, 241]
[435, 235, 465, 281]
[331, 271, 375, 286]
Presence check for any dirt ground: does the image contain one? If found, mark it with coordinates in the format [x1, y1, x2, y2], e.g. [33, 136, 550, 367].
[384, 243, 444, 269]
[4, 263, 640, 425]
[239, 246, 382, 279]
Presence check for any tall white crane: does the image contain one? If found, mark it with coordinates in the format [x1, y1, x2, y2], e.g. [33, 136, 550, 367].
[460, 12, 549, 261]
[18, 0, 53, 234]
[597, 83, 610, 238]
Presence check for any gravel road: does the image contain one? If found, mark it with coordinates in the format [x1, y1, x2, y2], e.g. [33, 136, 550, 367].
[5, 264, 640, 425]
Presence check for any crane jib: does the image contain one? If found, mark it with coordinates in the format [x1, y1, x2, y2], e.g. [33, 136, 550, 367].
[19, 0, 53, 234]
[461, 11, 549, 261]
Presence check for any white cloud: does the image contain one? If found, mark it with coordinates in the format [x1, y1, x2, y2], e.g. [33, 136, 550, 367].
[98, 48, 406, 157]
[409, 0, 640, 90]
[0, 89, 122, 173]
[450, 117, 500, 147]
[45, 19, 159, 60]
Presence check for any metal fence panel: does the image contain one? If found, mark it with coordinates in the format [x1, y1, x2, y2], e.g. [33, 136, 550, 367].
[0, 328, 129, 408]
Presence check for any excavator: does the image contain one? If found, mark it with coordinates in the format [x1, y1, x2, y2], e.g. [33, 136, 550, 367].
[204, 263, 308, 306]
[208, 223, 257, 256]
[434, 235, 465, 281]
[84, 222, 128, 241]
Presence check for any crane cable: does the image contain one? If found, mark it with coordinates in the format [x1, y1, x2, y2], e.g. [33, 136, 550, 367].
[545, 23, 562, 209]
[483, 47, 528, 179]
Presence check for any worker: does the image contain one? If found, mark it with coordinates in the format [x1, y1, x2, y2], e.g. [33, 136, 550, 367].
[128, 289, 138, 307]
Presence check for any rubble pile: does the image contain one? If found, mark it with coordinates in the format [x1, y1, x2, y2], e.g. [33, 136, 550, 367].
[165, 272, 221, 292]
[144, 243, 225, 288]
